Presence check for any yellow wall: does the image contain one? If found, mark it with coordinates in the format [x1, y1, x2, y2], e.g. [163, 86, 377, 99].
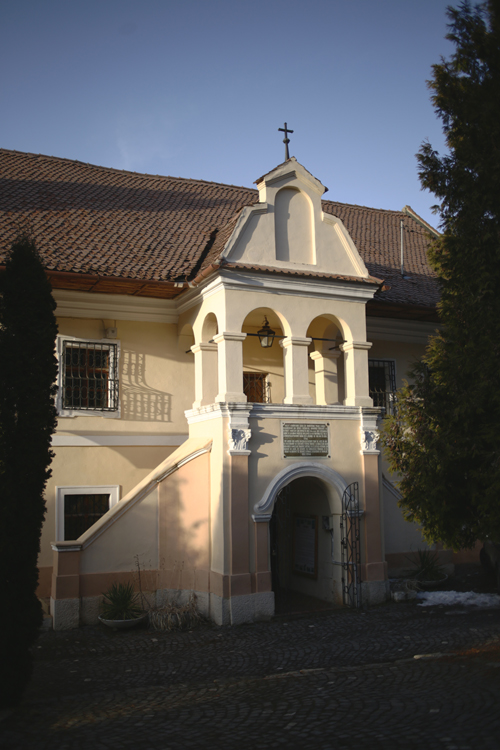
[56, 317, 194, 433]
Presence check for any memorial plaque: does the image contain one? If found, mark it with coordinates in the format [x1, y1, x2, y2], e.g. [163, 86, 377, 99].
[293, 515, 318, 578]
[282, 422, 330, 458]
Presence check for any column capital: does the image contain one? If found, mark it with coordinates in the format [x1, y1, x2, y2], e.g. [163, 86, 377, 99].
[309, 349, 342, 361]
[340, 340, 372, 353]
[191, 342, 218, 354]
[280, 336, 312, 349]
[214, 332, 247, 344]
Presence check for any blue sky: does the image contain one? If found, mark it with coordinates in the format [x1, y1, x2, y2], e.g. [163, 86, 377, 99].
[0, 0, 454, 228]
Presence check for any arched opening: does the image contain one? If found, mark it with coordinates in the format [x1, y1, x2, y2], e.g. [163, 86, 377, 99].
[269, 475, 343, 614]
[306, 315, 346, 405]
[191, 313, 219, 409]
[178, 321, 195, 352]
[241, 307, 288, 404]
[201, 312, 218, 343]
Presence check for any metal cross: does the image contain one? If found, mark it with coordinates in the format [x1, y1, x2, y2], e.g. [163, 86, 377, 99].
[278, 122, 294, 161]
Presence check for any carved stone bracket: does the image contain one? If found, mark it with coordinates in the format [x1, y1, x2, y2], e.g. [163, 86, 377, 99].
[360, 428, 380, 454]
[228, 427, 252, 453]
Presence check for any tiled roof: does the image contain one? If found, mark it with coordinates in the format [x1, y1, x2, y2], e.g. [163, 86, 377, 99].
[0, 149, 440, 313]
[322, 202, 440, 313]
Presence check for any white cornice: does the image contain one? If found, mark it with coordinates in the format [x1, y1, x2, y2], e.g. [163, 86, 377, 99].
[186, 402, 379, 423]
[366, 316, 440, 344]
[177, 269, 377, 314]
[53, 289, 179, 324]
[250, 404, 368, 421]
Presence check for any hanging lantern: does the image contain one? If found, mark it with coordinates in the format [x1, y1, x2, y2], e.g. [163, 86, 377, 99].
[257, 316, 275, 348]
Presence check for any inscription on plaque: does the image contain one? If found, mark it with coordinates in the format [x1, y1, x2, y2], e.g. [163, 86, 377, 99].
[282, 422, 330, 458]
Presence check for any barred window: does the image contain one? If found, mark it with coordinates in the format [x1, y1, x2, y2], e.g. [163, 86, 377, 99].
[56, 485, 120, 541]
[63, 493, 110, 540]
[243, 372, 270, 403]
[62, 340, 119, 412]
[369, 360, 396, 412]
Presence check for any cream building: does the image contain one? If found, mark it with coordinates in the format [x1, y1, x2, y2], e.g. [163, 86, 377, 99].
[0, 149, 446, 629]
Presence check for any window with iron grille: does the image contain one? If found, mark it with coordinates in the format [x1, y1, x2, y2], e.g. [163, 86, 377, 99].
[64, 494, 110, 540]
[56, 485, 120, 541]
[369, 359, 396, 413]
[243, 372, 270, 403]
[60, 339, 119, 413]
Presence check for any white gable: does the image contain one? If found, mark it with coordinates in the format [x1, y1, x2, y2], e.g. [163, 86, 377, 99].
[222, 158, 369, 278]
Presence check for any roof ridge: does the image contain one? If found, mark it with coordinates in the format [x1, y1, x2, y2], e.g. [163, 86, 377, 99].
[402, 204, 441, 237]
[323, 198, 408, 215]
[0, 148, 260, 194]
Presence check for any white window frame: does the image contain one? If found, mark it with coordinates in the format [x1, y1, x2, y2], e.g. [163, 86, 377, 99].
[55, 485, 120, 541]
[56, 335, 121, 418]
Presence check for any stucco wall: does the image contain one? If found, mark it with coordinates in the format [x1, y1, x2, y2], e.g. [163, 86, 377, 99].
[80, 486, 159, 575]
[39, 315, 195, 591]
[56, 316, 194, 433]
[158, 451, 211, 592]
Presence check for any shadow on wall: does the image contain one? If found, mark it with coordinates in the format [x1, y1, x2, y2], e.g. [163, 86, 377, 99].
[158, 452, 211, 597]
[121, 350, 172, 422]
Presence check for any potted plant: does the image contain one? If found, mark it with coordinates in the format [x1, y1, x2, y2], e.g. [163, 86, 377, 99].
[98, 582, 148, 630]
[405, 549, 448, 589]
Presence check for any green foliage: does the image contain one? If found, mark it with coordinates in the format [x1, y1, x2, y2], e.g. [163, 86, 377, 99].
[0, 233, 58, 708]
[405, 550, 447, 582]
[382, 1, 500, 550]
[100, 582, 143, 621]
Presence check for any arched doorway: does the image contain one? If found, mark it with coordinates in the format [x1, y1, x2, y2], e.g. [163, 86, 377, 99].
[269, 475, 343, 614]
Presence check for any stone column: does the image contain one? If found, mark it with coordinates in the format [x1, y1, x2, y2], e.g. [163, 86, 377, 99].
[214, 332, 247, 403]
[281, 336, 313, 405]
[310, 350, 341, 405]
[341, 340, 373, 407]
[191, 342, 218, 408]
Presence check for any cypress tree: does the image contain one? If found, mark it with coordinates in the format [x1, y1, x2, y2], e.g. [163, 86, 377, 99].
[382, 0, 500, 549]
[0, 234, 58, 707]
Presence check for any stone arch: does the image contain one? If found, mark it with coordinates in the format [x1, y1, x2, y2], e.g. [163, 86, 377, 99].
[201, 312, 219, 343]
[241, 307, 290, 404]
[178, 321, 195, 351]
[306, 312, 351, 347]
[261, 464, 349, 609]
[254, 462, 348, 520]
[275, 187, 315, 264]
[306, 314, 349, 405]
[191, 313, 219, 409]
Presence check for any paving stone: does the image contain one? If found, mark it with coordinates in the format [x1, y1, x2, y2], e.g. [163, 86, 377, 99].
[1, 602, 500, 749]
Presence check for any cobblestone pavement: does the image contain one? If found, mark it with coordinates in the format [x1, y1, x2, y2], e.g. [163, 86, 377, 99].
[2, 601, 500, 749]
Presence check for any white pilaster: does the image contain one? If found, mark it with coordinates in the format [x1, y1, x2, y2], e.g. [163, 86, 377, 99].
[214, 332, 247, 403]
[310, 350, 341, 405]
[341, 340, 373, 407]
[281, 336, 313, 405]
[191, 342, 218, 408]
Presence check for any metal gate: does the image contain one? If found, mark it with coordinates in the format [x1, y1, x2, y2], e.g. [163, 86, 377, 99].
[340, 482, 362, 608]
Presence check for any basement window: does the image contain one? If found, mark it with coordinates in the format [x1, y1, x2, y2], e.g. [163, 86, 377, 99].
[56, 485, 120, 541]
[57, 337, 120, 416]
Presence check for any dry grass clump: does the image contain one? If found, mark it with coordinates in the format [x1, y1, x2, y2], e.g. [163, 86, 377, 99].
[148, 593, 204, 631]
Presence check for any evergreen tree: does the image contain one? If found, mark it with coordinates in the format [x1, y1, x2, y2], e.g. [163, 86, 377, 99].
[0, 234, 58, 707]
[382, 0, 500, 550]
